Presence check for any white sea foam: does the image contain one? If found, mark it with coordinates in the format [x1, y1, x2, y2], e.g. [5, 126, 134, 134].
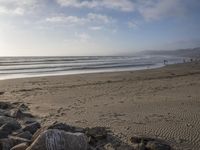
[0, 55, 185, 80]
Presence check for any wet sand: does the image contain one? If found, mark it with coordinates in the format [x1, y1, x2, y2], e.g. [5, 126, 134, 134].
[0, 62, 200, 149]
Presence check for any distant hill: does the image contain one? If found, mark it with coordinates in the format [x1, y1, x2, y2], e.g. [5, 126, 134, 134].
[141, 47, 200, 58]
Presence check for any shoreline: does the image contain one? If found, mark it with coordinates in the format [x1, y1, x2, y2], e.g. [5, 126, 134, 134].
[0, 63, 165, 81]
[0, 62, 200, 149]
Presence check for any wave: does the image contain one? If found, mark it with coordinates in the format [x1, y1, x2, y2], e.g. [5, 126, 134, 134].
[0, 55, 185, 80]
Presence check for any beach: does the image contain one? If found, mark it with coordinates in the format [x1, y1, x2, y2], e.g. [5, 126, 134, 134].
[0, 62, 200, 149]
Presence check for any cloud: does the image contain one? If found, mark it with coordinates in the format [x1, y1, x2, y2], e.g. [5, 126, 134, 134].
[56, 0, 189, 21]
[64, 32, 91, 46]
[0, 0, 191, 22]
[46, 15, 86, 25]
[0, 0, 39, 16]
[56, 0, 135, 12]
[0, 6, 24, 16]
[75, 32, 90, 42]
[87, 13, 112, 24]
[89, 26, 103, 31]
[138, 0, 186, 20]
[46, 13, 114, 26]
[127, 21, 138, 29]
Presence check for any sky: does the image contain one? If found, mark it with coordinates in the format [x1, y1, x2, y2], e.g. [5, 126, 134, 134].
[0, 0, 200, 56]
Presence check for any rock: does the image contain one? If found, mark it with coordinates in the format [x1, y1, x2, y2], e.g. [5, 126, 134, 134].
[16, 131, 33, 140]
[0, 109, 8, 116]
[24, 120, 36, 124]
[104, 143, 115, 150]
[18, 104, 29, 112]
[47, 122, 76, 132]
[86, 127, 107, 140]
[31, 127, 48, 142]
[0, 102, 12, 109]
[10, 142, 29, 150]
[87, 146, 96, 150]
[116, 145, 134, 150]
[23, 122, 41, 134]
[130, 136, 142, 144]
[0, 116, 16, 126]
[74, 127, 85, 133]
[0, 120, 21, 134]
[26, 129, 88, 150]
[146, 141, 171, 150]
[0, 92, 4, 95]
[130, 136, 155, 144]
[132, 143, 146, 150]
[48, 122, 85, 133]
[9, 108, 34, 119]
[0, 136, 30, 150]
[0, 130, 9, 139]
[9, 109, 23, 118]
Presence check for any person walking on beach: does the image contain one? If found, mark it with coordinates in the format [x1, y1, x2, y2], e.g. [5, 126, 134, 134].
[163, 60, 168, 65]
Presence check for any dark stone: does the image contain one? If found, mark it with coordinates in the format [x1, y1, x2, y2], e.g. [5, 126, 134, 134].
[0, 109, 9, 116]
[31, 127, 48, 142]
[116, 144, 134, 150]
[86, 127, 107, 140]
[24, 120, 37, 124]
[0, 130, 9, 139]
[23, 122, 41, 134]
[9, 109, 34, 119]
[0, 136, 30, 150]
[0, 116, 16, 126]
[130, 136, 155, 144]
[146, 141, 171, 150]
[16, 131, 33, 140]
[0, 118, 21, 139]
[9, 109, 23, 118]
[0, 121, 21, 134]
[18, 104, 29, 112]
[0, 92, 4, 95]
[0, 102, 12, 110]
[130, 136, 142, 144]
[132, 143, 146, 150]
[48, 122, 76, 132]
[10, 142, 29, 150]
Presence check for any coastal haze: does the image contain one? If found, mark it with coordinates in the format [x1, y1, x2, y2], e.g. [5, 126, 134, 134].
[0, 0, 200, 150]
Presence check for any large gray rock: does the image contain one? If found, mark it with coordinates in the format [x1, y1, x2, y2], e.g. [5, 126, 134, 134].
[27, 129, 88, 150]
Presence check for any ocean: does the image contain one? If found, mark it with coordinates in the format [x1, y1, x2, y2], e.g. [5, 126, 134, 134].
[0, 55, 185, 80]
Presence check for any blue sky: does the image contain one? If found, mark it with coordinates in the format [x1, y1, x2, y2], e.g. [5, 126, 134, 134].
[0, 0, 200, 56]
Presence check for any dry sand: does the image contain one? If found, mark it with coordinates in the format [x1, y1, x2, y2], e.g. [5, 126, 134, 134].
[0, 62, 200, 149]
